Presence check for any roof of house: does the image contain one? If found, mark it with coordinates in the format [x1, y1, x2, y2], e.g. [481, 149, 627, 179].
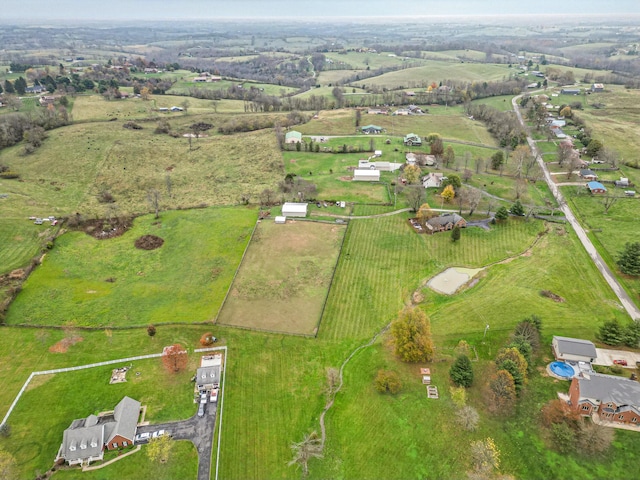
[427, 213, 464, 227]
[580, 169, 596, 176]
[361, 125, 382, 131]
[577, 373, 640, 408]
[285, 131, 302, 140]
[197, 365, 221, 386]
[105, 396, 140, 444]
[553, 336, 597, 358]
[587, 181, 606, 191]
[60, 422, 104, 462]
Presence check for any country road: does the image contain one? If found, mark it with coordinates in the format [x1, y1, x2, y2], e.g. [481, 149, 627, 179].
[512, 95, 640, 320]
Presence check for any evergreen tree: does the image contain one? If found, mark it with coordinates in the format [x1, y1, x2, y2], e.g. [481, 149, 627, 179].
[449, 354, 474, 387]
[3, 80, 15, 94]
[617, 242, 640, 276]
[510, 200, 525, 216]
[495, 206, 509, 221]
[451, 225, 461, 242]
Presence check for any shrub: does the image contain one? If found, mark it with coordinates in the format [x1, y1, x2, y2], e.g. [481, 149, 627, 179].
[0, 171, 20, 179]
[147, 325, 156, 337]
[200, 332, 216, 346]
[374, 370, 402, 394]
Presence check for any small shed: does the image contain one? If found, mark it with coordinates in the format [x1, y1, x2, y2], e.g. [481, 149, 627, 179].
[552, 336, 597, 363]
[275, 216, 286, 224]
[281, 203, 308, 217]
[353, 169, 380, 182]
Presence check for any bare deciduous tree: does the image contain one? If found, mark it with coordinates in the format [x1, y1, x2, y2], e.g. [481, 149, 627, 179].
[147, 189, 161, 219]
[288, 431, 323, 477]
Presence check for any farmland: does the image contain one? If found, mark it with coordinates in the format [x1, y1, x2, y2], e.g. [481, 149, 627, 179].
[217, 220, 345, 335]
[1, 17, 640, 480]
[6, 207, 256, 327]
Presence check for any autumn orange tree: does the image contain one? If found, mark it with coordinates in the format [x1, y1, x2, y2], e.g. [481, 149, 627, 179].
[162, 344, 188, 373]
[391, 307, 434, 363]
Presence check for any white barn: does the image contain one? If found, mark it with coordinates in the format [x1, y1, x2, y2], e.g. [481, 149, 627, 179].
[281, 203, 308, 217]
[353, 169, 381, 182]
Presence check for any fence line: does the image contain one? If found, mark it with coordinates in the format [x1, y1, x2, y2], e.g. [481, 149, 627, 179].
[215, 346, 228, 480]
[213, 219, 260, 325]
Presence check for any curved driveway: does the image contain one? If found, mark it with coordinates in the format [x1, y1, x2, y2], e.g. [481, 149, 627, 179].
[137, 402, 216, 480]
[512, 95, 640, 320]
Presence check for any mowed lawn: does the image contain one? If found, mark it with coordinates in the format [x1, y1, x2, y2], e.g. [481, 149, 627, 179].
[217, 220, 346, 335]
[0, 219, 49, 275]
[6, 207, 256, 327]
[0, 122, 284, 217]
[319, 215, 547, 341]
[1, 355, 199, 479]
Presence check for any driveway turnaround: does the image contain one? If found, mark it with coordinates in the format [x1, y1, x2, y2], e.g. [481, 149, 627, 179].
[512, 95, 640, 320]
[136, 401, 217, 480]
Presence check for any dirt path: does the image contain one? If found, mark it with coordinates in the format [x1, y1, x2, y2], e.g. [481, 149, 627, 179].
[318, 323, 391, 447]
[309, 207, 457, 220]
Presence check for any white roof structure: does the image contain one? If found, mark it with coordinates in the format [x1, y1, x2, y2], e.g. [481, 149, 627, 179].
[353, 169, 381, 181]
[282, 203, 308, 217]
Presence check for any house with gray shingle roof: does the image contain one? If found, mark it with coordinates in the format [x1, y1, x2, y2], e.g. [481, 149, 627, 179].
[56, 396, 141, 466]
[569, 373, 640, 426]
[425, 213, 466, 234]
[552, 336, 597, 363]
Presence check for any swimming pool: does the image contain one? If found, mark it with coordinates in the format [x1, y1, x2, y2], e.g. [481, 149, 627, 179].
[550, 361, 575, 379]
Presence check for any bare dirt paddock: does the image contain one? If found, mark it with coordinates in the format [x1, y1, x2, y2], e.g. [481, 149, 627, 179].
[216, 219, 346, 335]
[427, 267, 483, 295]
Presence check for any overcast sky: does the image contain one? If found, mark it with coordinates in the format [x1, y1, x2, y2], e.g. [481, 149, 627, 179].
[3, 0, 640, 21]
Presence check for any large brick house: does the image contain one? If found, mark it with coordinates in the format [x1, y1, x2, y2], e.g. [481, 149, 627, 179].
[425, 213, 466, 234]
[569, 373, 640, 426]
[56, 396, 141, 466]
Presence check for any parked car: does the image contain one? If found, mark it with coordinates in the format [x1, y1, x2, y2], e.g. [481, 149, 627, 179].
[198, 401, 206, 417]
[135, 432, 151, 443]
[211, 388, 219, 403]
[613, 359, 628, 366]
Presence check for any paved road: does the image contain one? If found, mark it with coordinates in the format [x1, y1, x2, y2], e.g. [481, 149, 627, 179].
[137, 401, 217, 480]
[512, 95, 640, 320]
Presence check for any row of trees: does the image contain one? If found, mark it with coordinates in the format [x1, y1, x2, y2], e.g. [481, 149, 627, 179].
[487, 316, 542, 413]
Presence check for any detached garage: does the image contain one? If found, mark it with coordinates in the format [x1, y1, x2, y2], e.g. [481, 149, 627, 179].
[353, 169, 381, 182]
[281, 203, 308, 217]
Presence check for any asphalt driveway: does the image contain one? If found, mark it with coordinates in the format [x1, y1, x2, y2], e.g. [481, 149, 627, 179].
[136, 400, 217, 480]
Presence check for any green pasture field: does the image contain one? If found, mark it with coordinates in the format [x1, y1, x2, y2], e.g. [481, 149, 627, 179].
[351, 62, 513, 89]
[55, 441, 197, 480]
[5, 207, 256, 327]
[323, 51, 425, 70]
[471, 94, 515, 112]
[315, 71, 368, 87]
[70, 94, 237, 122]
[577, 87, 640, 163]
[168, 79, 298, 97]
[567, 191, 640, 300]
[282, 152, 391, 204]
[320, 215, 546, 341]
[217, 220, 345, 335]
[0, 123, 284, 217]
[0, 219, 49, 275]
[296, 108, 498, 146]
[0, 215, 635, 480]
